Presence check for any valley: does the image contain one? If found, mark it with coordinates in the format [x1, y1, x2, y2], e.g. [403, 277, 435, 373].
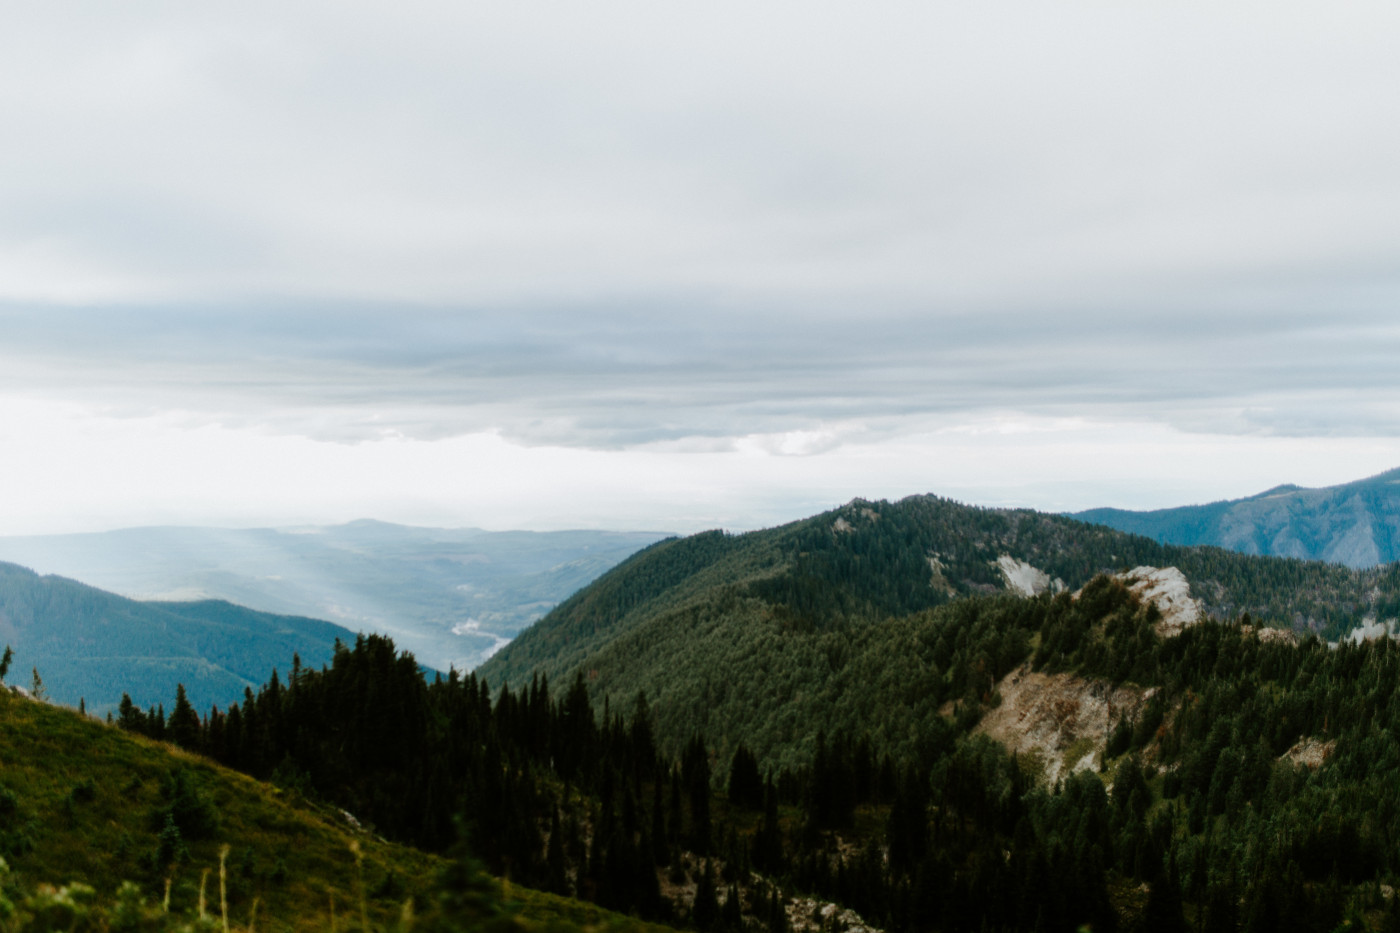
[0, 522, 667, 674]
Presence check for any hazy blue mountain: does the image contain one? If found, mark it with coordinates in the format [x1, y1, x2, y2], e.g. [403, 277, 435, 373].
[0, 561, 356, 713]
[1071, 467, 1400, 568]
[0, 522, 666, 672]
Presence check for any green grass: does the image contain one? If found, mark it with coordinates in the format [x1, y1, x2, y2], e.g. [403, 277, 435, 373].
[0, 692, 678, 933]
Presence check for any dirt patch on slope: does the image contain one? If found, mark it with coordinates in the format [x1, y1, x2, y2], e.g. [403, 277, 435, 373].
[975, 664, 1150, 786]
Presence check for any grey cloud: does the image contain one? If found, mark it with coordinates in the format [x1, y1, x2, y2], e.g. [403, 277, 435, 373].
[3, 4, 1400, 447]
[3, 298, 1400, 447]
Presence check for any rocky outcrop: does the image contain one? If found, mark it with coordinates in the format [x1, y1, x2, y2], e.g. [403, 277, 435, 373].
[995, 556, 1066, 597]
[974, 665, 1150, 786]
[1115, 566, 1203, 636]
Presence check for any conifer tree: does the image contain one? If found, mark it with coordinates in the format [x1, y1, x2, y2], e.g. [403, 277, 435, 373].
[692, 860, 719, 931]
[168, 684, 201, 751]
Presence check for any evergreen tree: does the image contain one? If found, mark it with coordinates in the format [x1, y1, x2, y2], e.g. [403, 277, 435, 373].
[167, 684, 201, 751]
[692, 861, 719, 931]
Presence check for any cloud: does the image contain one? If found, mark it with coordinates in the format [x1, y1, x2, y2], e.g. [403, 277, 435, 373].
[2, 301, 1400, 449]
[0, 3, 1398, 468]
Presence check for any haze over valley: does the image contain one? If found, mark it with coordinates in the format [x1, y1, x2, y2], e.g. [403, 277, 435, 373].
[0, 522, 665, 673]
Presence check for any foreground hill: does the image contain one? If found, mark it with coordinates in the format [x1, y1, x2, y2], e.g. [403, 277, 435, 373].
[0, 562, 358, 714]
[479, 494, 1400, 766]
[0, 687, 675, 933]
[1072, 466, 1400, 568]
[0, 522, 666, 672]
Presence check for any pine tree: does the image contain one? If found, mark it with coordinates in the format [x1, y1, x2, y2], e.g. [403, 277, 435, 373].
[155, 812, 186, 872]
[546, 807, 568, 896]
[721, 882, 742, 931]
[768, 887, 789, 933]
[168, 684, 201, 751]
[692, 860, 719, 931]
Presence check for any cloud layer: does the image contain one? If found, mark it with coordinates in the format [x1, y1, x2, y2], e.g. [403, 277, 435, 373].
[2, 3, 1399, 529]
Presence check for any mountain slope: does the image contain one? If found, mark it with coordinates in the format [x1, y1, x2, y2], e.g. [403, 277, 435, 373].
[0, 688, 675, 933]
[479, 494, 1400, 768]
[0, 522, 667, 671]
[0, 562, 358, 714]
[1071, 466, 1400, 568]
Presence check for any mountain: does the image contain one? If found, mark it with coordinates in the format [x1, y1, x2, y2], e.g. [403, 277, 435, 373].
[0, 521, 667, 673]
[0, 561, 359, 714]
[476, 495, 1400, 930]
[478, 494, 1400, 768]
[1070, 466, 1400, 568]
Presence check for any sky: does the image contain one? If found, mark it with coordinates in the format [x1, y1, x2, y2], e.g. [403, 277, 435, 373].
[3, 2, 1400, 535]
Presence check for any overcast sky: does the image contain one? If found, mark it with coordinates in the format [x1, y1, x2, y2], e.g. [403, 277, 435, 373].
[3, 2, 1400, 535]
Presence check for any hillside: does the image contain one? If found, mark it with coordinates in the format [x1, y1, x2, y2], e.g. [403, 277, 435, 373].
[480, 494, 1400, 767]
[0, 562, 358, 714]
[0, 687, 677, 933]
[178, 564, 1400, 932]
[1071, 467, 1400, 568]
[0, 522, 666, 672]
[0, 686, 441, 930]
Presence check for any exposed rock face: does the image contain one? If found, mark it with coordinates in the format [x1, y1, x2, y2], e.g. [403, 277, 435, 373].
[1243, 625, 1299, 645]
[1115, 566, 1203, 636]
[1342, 616, 1398, 645]
[787, 897, 883, 933]
[974, 665, 1150, 787]
[996, 556, 1066, 597]
[1282, 737, 1335, 769]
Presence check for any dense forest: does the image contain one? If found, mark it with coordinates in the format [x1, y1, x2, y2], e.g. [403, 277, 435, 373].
[98, 568, 1400, 932]
[480, 495, 1400, 771]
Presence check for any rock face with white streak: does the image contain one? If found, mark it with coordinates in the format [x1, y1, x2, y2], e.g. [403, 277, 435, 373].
[1343, 616, 1398, 645]
[996, 556, 1065, 597]
[1115, 566, 1203, 636]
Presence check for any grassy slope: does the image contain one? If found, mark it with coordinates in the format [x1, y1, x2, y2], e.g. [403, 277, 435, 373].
[0, 690, 675, 933]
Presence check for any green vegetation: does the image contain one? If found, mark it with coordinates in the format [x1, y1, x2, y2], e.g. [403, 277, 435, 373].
[0, 685, 680, 933]
[481, 495, 1400, 768]
[19, 493, 1400, 931]
[0, 685, 439, 929]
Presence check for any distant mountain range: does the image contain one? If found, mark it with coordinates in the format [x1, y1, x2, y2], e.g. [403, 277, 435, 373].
[0, 521, 667, 673]
[1071, 467, 1400, 568]
[0, 561, 356, 713]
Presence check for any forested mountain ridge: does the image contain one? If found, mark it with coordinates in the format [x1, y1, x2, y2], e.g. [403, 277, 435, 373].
[480, 494, 1400, 768]
[0, 561, 357, 714]
[1072, 466, 1400, 568]
[117, 571, 1400, 932]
